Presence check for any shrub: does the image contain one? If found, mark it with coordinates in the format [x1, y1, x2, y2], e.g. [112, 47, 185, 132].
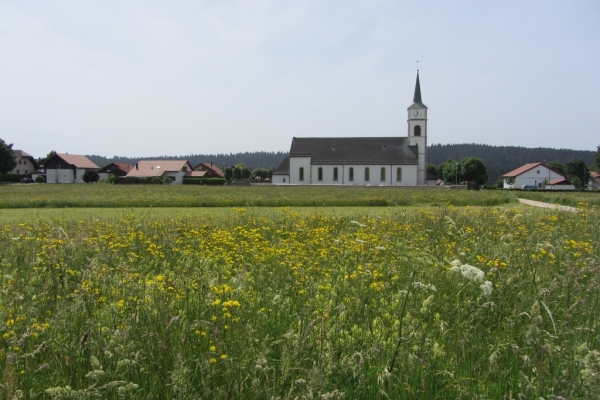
[183, 177, 225, 185]
[152, 176, 163, 185]
[35, 175, 46, 183]
[107, 174, 117, 184]
[162, 177, 172, 184]
[83, 170, 100, 183]
[0, 173, 25, 183]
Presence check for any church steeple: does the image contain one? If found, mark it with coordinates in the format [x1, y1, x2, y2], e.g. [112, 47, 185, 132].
[413, 71, 422, 103]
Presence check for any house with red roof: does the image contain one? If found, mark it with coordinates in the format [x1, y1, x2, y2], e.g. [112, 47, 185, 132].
[126, 160, 193, 184]
[45, 153, 99, 183]
[501, 162, 573, 190]
[97, 162, 134, 180]
[193, 162, 224, 178]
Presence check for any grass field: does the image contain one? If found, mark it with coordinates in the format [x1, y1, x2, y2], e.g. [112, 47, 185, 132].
[0, 184, 519, 208]
[1, 203, 599, 398]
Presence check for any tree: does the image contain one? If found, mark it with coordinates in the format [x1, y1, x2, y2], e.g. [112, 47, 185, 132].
[593, 145, 600, 172]
[437, 158, 460, 184]
[224, 167, 233, 181]
[426, 163, 438, 179]
[459, 157, 488, 189]
[83, 169, 100, 183]
[565, 158, 589, 190]
[0, 138, 17, 174]
[39, 150, 57, 164]
[241, 166, 251, 180]
[233, 165, 243, 180]
[547, 161, 566, 175]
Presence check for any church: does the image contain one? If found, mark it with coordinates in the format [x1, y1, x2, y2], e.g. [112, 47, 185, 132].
[272, 72, 429, 186]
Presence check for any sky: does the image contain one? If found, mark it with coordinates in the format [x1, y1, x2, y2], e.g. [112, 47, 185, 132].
[1, 0, 599, 158]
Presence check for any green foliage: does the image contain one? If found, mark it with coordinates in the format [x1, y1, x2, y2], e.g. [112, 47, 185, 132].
[152, 176, 163, 184]
[426, 163, 437, 178]
[83, 169, 100, 183]
[437, 158, 460, 184]
[252, 167, 270, 180]
[547, 160, 566, 175]
[0, 173, 24, 183]
[1, 206, 599, 397]
[183, 178, 226, 185]
[224, 167, 233, 181]
[460, 157, 488, 189]
[162, 177, 173, 184]
[107, 174, 117, 184]
[565, 158, 589, 189]
[35, 175, 46, 183]
[0, 138, 17, 174]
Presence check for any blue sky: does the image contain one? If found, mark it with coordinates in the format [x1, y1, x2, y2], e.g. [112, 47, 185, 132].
[1, 0, 598, 158]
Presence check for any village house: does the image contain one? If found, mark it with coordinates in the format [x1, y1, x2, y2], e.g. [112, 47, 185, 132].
[97, 162, 134, 180]
[126, 160, 193, 184]
[590, 171, 600, 190]
[9, 150, 39, 175]
[193, 162, 225, 178]
[45, 153, 99, 183]
[501, 163, 574, 190]
[273, 72, 428, 186]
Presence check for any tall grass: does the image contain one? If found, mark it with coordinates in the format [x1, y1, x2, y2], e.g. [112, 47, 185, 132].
[0, 185, 518, 208]
[1, 205, 599, 398]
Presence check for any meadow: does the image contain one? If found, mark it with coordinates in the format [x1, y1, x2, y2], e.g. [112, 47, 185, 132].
[1, 204, 599, 399]
[0, 184, 518, 208]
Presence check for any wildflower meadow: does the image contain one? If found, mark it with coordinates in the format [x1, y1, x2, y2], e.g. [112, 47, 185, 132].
[1, 205, 599, 398]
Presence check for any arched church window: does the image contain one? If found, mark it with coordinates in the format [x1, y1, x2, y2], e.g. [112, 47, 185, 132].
[318, 167, 323, 181]
[299, 167, 304, 181]
[364, 167, 370, 182]
[333, 167, 338, 181]
[349, 167, 354, 181]
[380, 167, 386, 182]
[396, 167, 402, 182]
[414, 125, 421, 136]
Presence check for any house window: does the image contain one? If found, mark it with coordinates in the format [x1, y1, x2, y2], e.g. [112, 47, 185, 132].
[299, 167, 304, 181]
[333, 167, 338, 181]
[283, 178, 286, 183]
[364, 167, 370, 182]
[396, 167, 402, 182]
[537, 170, 540, 174]
[318, 167, 323, 181]
[414, 125, 421, 136]
[182, 167, 187, 172]
[380, 167, 386, 182]
[349, 167, 354, 181]
[17, 170, 19, 174]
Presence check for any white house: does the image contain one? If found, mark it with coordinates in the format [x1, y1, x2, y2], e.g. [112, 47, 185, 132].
[9, 150, 39, 175]
[501, 163, 571, 189]
[126, 160, 193, 184]
[273, 72, 429, 186]
[45, 153, 99, 183]
[589, 171, 600, 190]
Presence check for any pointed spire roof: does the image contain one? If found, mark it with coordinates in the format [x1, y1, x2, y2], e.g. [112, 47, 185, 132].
[413, 72, 422, 103]
[408, 71, 427, 109]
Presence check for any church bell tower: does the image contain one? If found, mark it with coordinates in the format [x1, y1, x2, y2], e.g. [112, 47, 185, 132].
[407, 71, 428, 185]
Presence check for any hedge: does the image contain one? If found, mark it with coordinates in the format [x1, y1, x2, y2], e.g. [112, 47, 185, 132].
[183, 177, 226, 186]
[0, 173, 28, 183]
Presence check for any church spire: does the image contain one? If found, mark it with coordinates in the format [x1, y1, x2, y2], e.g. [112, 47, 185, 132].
[413, 71, 422, 104]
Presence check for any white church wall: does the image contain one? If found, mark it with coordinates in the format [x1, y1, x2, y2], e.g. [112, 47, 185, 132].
[272, 175, 289, 184]
[289, 157, 311, 184]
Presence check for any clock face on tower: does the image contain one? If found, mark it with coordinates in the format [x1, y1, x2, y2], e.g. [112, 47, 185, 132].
[411, 109, 424, 119]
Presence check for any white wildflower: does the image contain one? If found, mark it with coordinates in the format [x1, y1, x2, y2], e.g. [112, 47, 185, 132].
[374, 246, 385, 250]
[355, 239, 366, 244]
[349, 221, 367, 228]
[413, 281, 437, 292]
[451, 259, 461, 267]
[480, 281, 493, 296]
[459, 264, 485, 282]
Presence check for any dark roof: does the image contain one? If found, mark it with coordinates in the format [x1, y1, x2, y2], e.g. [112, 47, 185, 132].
[408, 72, 427, 109]
[289, 137, 419, 165]
[426, 171, 437, 180]
[273, 157, 290, 175]
[98, 162, 134, 174]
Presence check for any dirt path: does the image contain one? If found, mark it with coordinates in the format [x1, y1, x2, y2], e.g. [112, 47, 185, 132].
[518, 198, 578, 212]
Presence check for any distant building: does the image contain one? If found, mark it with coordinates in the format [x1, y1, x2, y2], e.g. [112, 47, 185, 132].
[501, 163, 572, 190]
[45, 153, 99, 183]
[590, 171, 600, 190]
[9, 150, 39, 175]
[126, 160, 193, 184]
[98, 162, 134, 180]
[273, 72, 429, 186]
[193, 162, 225, 178]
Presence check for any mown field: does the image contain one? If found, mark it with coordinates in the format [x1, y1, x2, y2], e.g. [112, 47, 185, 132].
[0, 184, 518, 208]
[1, 204, 599, 399]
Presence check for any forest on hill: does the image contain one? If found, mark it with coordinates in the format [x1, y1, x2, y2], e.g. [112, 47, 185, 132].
[85, 144, 596, 184]
[428, 144, 596, 183]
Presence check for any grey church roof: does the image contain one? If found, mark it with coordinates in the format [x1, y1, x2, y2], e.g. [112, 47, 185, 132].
[289, 137, 419, 165]
[273, 157, 290, 175]
[408, 72, 427, 109]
